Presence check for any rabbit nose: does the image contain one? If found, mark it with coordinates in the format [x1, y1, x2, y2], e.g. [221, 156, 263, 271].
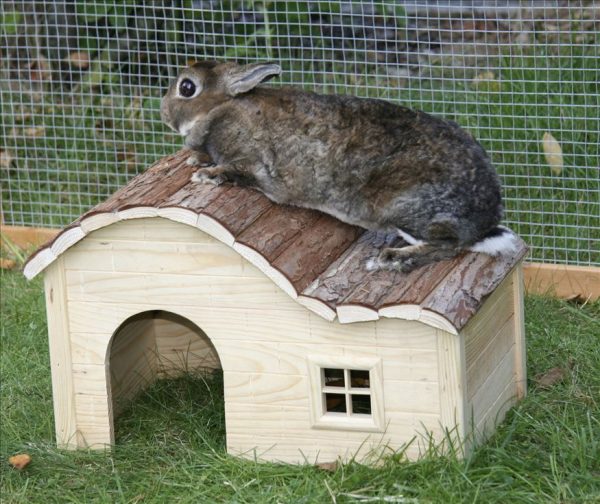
[159, 103, 175, 130]
[159, 110, 180, 134]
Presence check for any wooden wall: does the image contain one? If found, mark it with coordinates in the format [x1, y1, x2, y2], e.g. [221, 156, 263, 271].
[48, 217, 452, 462]
[461, 267, 525, 444]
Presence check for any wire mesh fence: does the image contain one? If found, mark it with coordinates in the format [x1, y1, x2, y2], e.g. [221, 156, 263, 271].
[1, 1, 598, 265]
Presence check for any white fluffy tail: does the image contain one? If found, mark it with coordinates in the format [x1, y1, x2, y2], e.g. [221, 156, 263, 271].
[468, 225, 519, 256]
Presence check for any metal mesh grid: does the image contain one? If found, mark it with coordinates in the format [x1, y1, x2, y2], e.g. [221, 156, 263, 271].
[1, 1, 598, 265]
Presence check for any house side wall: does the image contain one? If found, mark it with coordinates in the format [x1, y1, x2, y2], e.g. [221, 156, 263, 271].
[58, 218, 442, 463]
[436, 329, 467, 454]
[462, 266, 524, 443]
[44, 258, 82, 448]
[109, 316, 157, 416]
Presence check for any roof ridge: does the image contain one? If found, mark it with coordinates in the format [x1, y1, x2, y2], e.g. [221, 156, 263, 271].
[23, 150, 528, 332]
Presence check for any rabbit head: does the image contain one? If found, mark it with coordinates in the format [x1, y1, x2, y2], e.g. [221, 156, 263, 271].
[160, 61, 281, 136]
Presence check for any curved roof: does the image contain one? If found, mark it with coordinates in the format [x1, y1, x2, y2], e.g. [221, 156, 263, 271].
[24, 149, 527, 333]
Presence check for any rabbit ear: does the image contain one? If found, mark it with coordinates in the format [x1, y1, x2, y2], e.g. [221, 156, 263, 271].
[225, 63, 281, 96]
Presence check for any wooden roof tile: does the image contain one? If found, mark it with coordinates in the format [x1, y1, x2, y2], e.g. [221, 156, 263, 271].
[24, 149, 528, 331]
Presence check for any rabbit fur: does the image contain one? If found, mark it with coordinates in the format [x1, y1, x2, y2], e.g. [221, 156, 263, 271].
[161, 61, 518, 272]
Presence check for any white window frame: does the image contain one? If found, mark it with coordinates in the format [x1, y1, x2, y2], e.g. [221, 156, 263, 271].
[307, 355, 385, 432]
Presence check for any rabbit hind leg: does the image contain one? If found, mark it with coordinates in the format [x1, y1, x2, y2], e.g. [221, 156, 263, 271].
[376, 243, 458, 273]
[377, 216, 462, 272]
[191, 165, 230, 185]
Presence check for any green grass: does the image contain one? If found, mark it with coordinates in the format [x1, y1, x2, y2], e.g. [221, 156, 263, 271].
[1, 270, 599, 503]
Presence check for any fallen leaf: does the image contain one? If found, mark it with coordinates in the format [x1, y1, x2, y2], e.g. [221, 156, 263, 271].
[116, 150, 138, 171]
[316, 460, 338, 472]
[535, 367, 566, 388]
[15, 111, 31, 123]
[0, 149, 14, 168]
[472, 71, 500, 92]
[24, 126, 46, 138]
[565, 293, 586, 305]
[542, 132, 563, 175]
[66, 51, 90, 69]
[0, 258, 16, 269]
[8, 453, 31, 470]
[474, 71, 495, 82]
[28, 56, 52, 81]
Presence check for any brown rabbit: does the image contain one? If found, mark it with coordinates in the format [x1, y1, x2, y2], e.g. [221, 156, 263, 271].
[160, 61, 519, 272]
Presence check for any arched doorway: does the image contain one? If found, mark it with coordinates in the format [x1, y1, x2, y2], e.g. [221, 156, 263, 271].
[108, 310, 222, 418]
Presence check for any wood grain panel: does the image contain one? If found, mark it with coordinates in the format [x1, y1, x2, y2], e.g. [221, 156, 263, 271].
[44, 259, 78, 448]
[109, 316, 157, 413]
[73, 393, 113, 448]
[154, 317, 221, 376]
[436, 329, 467, 443]
[383, 380, 440, 414]
[70, 332, 113, 365]
[72, 363, 110, 397]
[203, 185, 272, 236]
[160, 180, 229, 211]
[470, 346, 516, 423]
[92, 151, 192, 212]
[463, 274, 514, 367]
[466, 324, 515, 401]
[524, 262, 600, 301]
[272, 214, 363, 293]
[512, 266, 527, 399]
[64, 271, 304, 312]
[299, 231, 392, 308]
[85, 217, 215, 243]
[235, 205, 321, 261]
[474, 379, 517, 441]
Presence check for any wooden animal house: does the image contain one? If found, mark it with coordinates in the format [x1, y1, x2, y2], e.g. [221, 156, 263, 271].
[24, 150, 528, 464]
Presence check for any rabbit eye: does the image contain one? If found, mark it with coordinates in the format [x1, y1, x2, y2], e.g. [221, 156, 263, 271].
[179, 78, 198, 98]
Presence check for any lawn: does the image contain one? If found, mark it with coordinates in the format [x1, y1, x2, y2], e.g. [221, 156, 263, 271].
[1, 269, 599, 503]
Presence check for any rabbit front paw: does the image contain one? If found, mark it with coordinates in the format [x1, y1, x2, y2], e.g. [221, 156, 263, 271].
[191, 167, 228, 186]
[186, 154, 200, 166]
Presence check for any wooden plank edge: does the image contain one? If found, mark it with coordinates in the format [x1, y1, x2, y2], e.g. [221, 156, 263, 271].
[197, 213, 235, 247]
[117, 206, 160, 220]
[336, 304, 379, 324]
[23, 247, 57, 280]
[297, 295, 337, 321]
[50, 227, 86, 257]
[379, 304, 458, 335]
[157, 207, 199, 227]
[232, 241, 298, 300]
[523, 262, 600, 301]
[9, 220, 599, 304]
[512, 266, 527, 400]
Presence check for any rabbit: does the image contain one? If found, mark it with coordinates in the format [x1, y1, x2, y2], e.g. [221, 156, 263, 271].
[160, 60, 519, 272]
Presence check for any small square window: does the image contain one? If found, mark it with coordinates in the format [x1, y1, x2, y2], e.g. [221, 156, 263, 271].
[351, 394, 371, 414]
[325, 393, 346, 413]
[323, 368, 345, 387]
[350, 369, 370, 388]
[322, 368, 372, 415]
[308, 356, 383, 432]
